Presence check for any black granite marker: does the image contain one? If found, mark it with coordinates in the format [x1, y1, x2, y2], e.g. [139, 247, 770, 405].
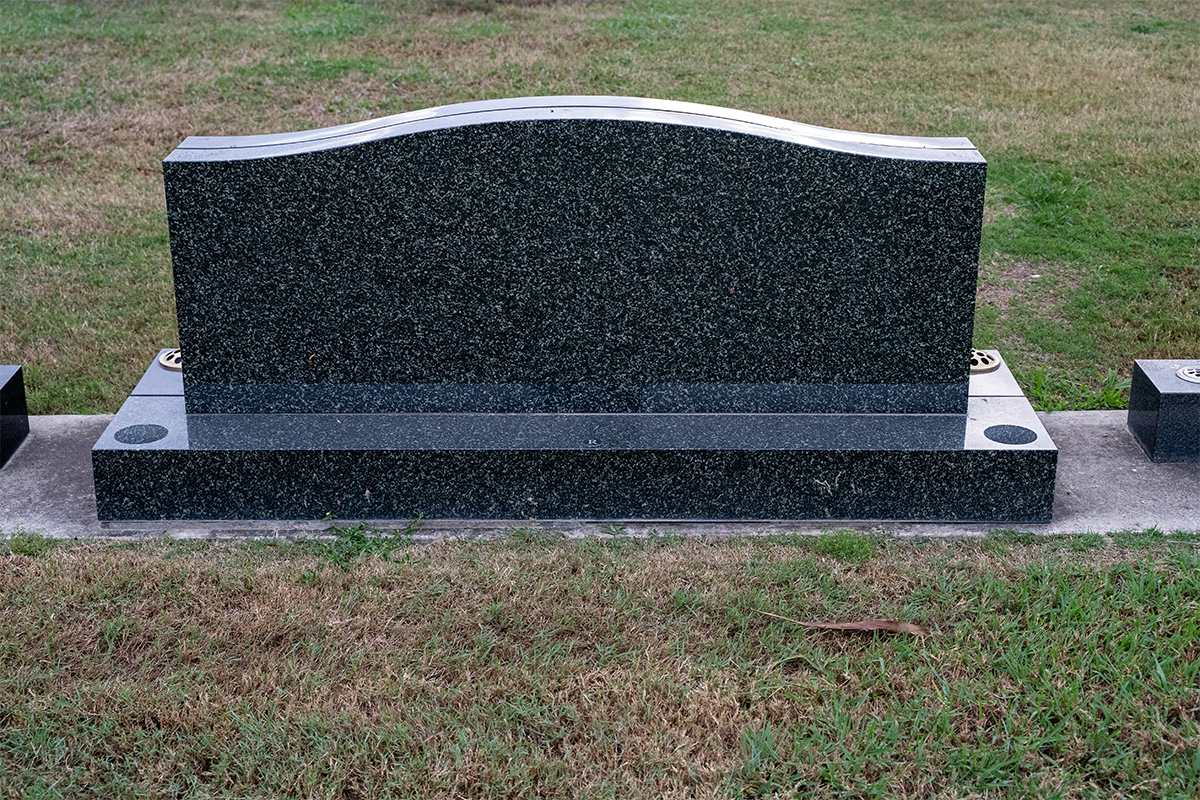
[93, 97, 1057, 522]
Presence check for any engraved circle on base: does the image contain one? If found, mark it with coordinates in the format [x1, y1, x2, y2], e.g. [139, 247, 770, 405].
[1176, 366, 1200, 384]
[969, 349, 1000, 374]
[158, 348, 183, 372]
[114, 424, 169, 445]
[984, 424, 1038, 446]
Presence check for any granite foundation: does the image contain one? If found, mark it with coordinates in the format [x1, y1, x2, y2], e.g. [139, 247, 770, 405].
[93, 350, 1055, 521]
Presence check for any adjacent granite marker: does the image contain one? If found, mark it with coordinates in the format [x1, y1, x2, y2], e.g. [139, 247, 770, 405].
[93, 96, 1058, 522]
[1128, 359, 1200, 462]
[1, 366, 30, 468]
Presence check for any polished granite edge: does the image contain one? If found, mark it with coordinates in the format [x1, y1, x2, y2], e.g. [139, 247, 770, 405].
[1, 365, 30, 468]
[98, 350, 1050, 453]
[95, 397, 1051, 453]
[175, 96, 978, 150]
[130, 349, 184, 396]
[182, 381, 969, 415]
[167, 96, 984, 163]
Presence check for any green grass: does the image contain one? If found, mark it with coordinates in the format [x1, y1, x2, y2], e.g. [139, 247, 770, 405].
[811, 529, 880, 564]
[2, 533, 1199, 797]
[2, 529, 58, 557]
[0, 0, 1197, 412]
[313, 514, 422, 569]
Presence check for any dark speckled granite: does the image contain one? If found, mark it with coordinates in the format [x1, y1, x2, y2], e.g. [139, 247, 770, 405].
[94, 446, 1055, 521]
[93, 351, 1057, 522]
[1, 366, 30, 468]
[1128, 359, 1200, 462]
[93, 98, 1057, 522]
[164, 97, 985, 414]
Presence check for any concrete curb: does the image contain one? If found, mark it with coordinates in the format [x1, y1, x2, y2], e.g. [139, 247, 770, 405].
[0, 411, 1196, 540]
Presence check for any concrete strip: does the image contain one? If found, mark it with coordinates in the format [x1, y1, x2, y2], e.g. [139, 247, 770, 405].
[0, 411, 1196, 540]
[1037, 410, 1199, 533]
[0, 415, 112, 538]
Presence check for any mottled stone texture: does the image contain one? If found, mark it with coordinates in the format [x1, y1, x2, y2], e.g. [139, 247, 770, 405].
[94, 444, 1056, 522]
[165, 110, 985, 414]
[92, 353, 1058, 522]
[93, 97, 1058, 522]
[1128, 359, 1200, 462]
[1, 366, 30, 468]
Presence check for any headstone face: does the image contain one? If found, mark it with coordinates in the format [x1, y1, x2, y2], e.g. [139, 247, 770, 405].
[0, 365, 30, 468]
[164, 97, 985, 415]
[1128, 359, 1200, 462]
[92, 97, 1058, 522]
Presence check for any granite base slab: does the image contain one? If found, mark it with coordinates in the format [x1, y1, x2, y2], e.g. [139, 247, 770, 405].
[92, 352, 1057, 522]
[1128, 359, 1200, 462]
[1, 365, 30, 468]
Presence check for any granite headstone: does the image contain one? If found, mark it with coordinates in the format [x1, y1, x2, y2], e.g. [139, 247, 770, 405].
[92, 96, 1057, 521]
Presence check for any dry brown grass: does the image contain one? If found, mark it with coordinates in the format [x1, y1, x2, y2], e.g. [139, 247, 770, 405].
[1, 0, 1198, 412]
[976, 257, 1083, 323]
[2, 532, 1199, 797]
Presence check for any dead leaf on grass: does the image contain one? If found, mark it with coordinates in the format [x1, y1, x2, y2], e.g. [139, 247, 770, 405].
[752, 608, 929, 637]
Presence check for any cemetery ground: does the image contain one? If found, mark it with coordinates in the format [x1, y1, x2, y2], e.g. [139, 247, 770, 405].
[1, 0, 1198, 414]
[2, 1, 1200, 798]
[0, 529, 1199, 797]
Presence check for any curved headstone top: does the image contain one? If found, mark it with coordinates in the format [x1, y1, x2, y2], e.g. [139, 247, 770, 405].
[166, 95, 983, 163]
[163, 96, 986, 415]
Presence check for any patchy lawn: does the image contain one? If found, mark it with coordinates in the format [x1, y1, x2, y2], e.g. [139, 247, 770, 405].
[1, 0, 1198, 411]
[2, 528, 1198, 798]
